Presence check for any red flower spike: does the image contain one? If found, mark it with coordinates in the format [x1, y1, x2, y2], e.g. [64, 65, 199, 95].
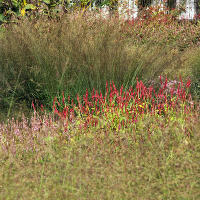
[54, 107, 62, 118]
[99, 91, 103, 102]
[69, 109, 74, 121]
[55, 97, 61, 107]
[86, 88, 88, 98]
[106, 81, 108, 93]
[182, 91, 186, 101]
[95, 90, 99, 98]
[62, 107, 68, 119]
[85, 89, 89, 103]
[92, 88, 95, 100]
[32, 101, 36, 112]
[64, 126, 68, 133]
[160, 75, 163, 85]
[77, 94, 79, 102]
[186, 79, 191, 88]
[110, 82, 113, 93]
[112, 81, 116, 90]
[164, 77, 167, 89]
[71, 99, 74, 107]
[41, 104, 44, 112]
[120, 85, 123, 96]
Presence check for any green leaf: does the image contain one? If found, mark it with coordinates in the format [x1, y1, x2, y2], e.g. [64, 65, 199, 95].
[11, 0, 19, 8]
[24, 4, 36, 10]
[43, 0, 51, 4]
[6, 10, 16, 15]
[0, 14, 5, 22]
[52, 8, 61, 13]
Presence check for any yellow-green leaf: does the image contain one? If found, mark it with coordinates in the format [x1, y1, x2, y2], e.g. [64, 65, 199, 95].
[21, 8, 26, 16]
[24, 4, 36, 10]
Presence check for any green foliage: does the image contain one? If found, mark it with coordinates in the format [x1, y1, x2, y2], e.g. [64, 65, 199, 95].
[0, 0, 117, 24]
[0, 0, 70, 23]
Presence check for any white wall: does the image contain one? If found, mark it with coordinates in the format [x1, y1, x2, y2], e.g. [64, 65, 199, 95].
[177, 0, 197, 20]
[118, 0, 130, 20]
[89, 0, 197, 20]
[129, 0, 138, 20]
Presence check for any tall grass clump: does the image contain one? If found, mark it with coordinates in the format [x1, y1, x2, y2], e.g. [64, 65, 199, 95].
[1, 10, 200, 120]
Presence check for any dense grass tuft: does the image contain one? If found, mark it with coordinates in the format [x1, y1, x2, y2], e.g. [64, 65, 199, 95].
[0, 11, 200, 120]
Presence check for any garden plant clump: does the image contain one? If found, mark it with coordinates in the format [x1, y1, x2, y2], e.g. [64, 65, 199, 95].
[51, 77, 196, 134]
[0, 7, 200, 200]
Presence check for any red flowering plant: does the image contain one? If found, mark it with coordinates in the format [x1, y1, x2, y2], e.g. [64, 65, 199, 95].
[48, 76, 197, 138]
[1, 76, 197, 154]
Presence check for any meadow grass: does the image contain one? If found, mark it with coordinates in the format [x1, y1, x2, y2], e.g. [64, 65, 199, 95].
[0, 118, 199, 199]
[0, 10, 200, 199]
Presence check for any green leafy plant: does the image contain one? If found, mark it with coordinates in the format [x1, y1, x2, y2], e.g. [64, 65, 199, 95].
[0, 0, 37, 22]
[0, 0, 70, 23]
